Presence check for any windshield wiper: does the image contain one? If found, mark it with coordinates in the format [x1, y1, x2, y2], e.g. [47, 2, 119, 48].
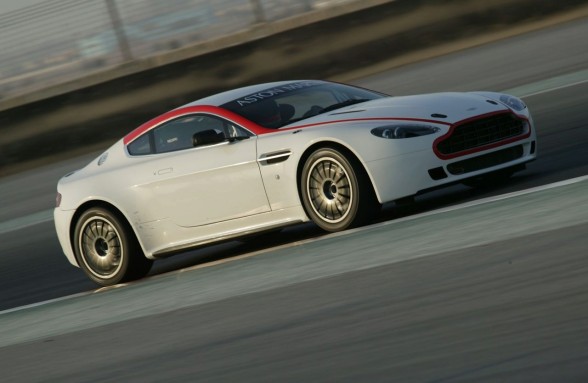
[281, 99, 372, 127]
[321, 98, 371, 113]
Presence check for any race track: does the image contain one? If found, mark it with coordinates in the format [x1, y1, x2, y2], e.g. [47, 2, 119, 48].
[0, 17, 587, 382]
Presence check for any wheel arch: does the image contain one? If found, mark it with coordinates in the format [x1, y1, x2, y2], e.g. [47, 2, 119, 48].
[69, 200, 145, 259]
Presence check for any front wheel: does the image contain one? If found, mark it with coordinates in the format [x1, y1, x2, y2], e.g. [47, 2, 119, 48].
[73, 207, 152, 286]
[301, 148, 379, 232]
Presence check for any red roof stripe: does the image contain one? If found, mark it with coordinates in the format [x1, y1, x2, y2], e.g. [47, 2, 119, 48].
[123, 105, 273, 145]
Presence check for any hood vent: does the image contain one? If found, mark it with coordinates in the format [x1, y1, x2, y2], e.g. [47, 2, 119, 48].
[330, 109, 365, 115]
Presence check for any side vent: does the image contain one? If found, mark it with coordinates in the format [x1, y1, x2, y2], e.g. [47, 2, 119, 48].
[258, 150, 292, 165]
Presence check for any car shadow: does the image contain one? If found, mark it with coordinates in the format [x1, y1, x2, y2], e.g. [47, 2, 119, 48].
[149, 172, 537, 279]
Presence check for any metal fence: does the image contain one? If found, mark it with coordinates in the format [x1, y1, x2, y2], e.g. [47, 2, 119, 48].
[0, 0, 359, 100]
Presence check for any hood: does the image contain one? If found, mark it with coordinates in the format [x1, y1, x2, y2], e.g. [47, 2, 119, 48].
[288, 92, 511, 127]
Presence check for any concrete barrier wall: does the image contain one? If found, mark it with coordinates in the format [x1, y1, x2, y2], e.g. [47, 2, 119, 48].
[0, 0, 586, 176]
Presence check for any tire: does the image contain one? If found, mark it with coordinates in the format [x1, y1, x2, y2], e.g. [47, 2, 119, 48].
[73, 207, 153, 286]
[301, 148, 379, 232]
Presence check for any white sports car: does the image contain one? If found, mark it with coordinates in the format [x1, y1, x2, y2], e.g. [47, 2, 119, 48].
[55, 80, 537, 285]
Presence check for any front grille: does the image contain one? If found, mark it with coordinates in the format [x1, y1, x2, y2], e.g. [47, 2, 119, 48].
[437, 113, 525, 156]
[447, 145, 524, 175]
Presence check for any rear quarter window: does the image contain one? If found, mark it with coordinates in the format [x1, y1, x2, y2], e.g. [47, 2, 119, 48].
[128, 133, 153, 155]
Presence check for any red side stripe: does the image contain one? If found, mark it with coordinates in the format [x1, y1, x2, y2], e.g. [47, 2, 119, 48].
[278, 117, 453, 132]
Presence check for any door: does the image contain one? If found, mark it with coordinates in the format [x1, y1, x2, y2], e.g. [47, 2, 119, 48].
[135, 114, 270, 227]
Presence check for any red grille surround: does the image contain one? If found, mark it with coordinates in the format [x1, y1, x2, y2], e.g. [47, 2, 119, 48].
[433, 111, 531, 160]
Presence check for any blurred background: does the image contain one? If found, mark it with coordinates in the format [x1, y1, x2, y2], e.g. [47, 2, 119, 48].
[0, 0, 585, 176]
[0, 0, 357, 100]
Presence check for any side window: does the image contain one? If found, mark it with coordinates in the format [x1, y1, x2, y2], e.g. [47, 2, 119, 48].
[127, 114, 253, 156]
[154, 116, 202, 153]
[152, 114, 251, 154]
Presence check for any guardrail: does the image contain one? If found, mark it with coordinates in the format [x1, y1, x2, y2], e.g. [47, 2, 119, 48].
[0, 0, 356, 100]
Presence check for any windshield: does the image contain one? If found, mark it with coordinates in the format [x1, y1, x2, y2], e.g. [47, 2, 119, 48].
[221, 81, 386, 128]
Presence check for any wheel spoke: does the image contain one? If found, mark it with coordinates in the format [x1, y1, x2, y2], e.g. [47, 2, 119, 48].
[105, 231, 116, 242]
[329, 203, 337, 220]
[337, 192, 350, 200]
[321, 162, 328, 178]
[334, 200, 344, 215]
[95, 221, 103, 237]
[79, 217, 123, 278]
[328, 162, 336, 179]
[310, 172, 322, 185]
[89, 223, 98, 238]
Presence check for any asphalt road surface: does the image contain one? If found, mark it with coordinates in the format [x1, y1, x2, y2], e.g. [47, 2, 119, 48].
[0, 17, 587, 382]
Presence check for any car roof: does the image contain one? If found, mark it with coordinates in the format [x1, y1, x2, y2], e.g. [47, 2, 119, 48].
[181, 80, 327, 107]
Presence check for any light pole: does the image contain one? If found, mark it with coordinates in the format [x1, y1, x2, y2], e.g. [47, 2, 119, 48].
[104, 0, 133, 61]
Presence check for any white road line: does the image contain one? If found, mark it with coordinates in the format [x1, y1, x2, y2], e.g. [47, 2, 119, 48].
[505, 68, 588, 98]
[520, 79, 588, 98]
[0, 209, 53, 235]
[0, 282, 130, 316]
[0, 291, 93, 315]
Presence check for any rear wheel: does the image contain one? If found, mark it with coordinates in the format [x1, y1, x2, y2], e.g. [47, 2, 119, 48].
[301, 148, 379, 232]
[73, 207, 152, 286]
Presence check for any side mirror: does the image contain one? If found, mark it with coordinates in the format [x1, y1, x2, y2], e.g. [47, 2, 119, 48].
[228, 134, 250, 143]
[193, 129, 225, 147]
[225, 123, 251, 142]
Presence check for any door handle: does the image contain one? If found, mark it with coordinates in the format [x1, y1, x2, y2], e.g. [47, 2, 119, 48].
[157, 167, 173, 175]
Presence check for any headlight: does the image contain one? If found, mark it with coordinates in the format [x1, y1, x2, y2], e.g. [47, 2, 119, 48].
[371, 125, 440, 139]
[499, 95, 526, 111]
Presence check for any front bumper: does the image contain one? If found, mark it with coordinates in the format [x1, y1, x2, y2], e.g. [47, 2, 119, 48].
[367, 138, 537, 204]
